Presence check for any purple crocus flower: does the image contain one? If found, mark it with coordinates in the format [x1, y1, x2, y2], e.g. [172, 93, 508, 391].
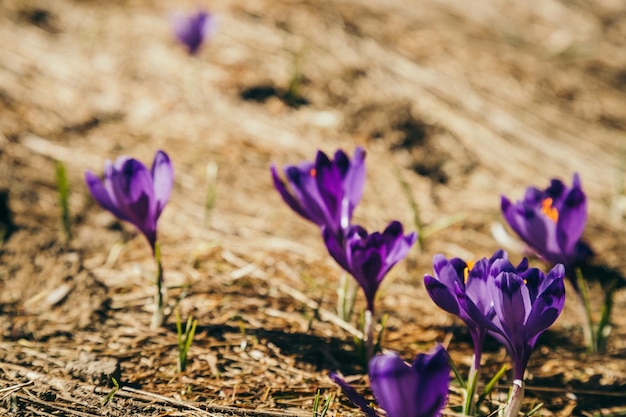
[171, 10, 217, 56]
[424, 250, 528, 370]
[323, 221, 417, 313]
[330, 344, 450, 417]
[85, 150, 173, 252]
[271, 147, 366, 240]
[457, 260, 566, 380]
[490, 262, 566, 380]
[501, 173, 592, 272]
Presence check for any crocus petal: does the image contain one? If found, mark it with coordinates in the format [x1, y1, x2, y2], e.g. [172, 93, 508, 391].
[369, 345, 449, 417]
[412, 344, 450, 417]
[85, 151, 172, 250]
[524, 271, 565, 345]
[328, 372, 378, 417]
[545, 179, 567, 206]
[556, 181, 587, 259]
[369, 353, 420, 417]
[464, 259, 495, 315]
[110, 158, 156, 228]
[383, 221, 417, 266]
[270, 165, 312, 222]
[424, 275, 461, 316]
[151, 150, 174, 219]
[85, 170, 128, 222]
[432, 255, 465, 289]
[492, 272, 530, 333]
[490, 272, 531, 361]
[455, 282, 500, 333]
[314, 151, 343, 230]
[341, 147, 367, 223]
[349, 241, 384, 311]
[286, 163, 330, 227]
[322, 226, 349, 271]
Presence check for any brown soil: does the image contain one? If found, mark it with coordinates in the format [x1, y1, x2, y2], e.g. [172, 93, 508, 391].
[1, 0, 626, 416]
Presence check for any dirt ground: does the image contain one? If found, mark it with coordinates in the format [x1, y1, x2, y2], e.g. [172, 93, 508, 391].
[1, 0, 626, 415]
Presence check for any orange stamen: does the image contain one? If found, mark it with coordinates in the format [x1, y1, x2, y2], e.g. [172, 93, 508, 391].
[541, 198, 559, 222]
[310, 168, 317, 177]
[463, 260, 475, 284]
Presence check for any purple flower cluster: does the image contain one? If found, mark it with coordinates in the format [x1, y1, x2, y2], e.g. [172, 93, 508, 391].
[425, 250, 565, 380]
[271, 148, 416, 314]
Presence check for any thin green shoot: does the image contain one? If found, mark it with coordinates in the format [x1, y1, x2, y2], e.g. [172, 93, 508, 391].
[204, 161, 218, 227]
[55, 160, 71, 242]
[337, 272, 357, 322]
[446, 355, 466, 390]
[353, 309, 367, 367]
[373, 313, 388, 356]
[103, 376, 120, 405]
[477, 363, 509, 409]
[575, 267, 597, 353]
[284, 49, 306, 108]
[176, 310, 198, 373]
[463, 362, 479, 416]
[597, 277, 618, 353]
[313, 388, 334, 417]
[526, 400, 544, 417]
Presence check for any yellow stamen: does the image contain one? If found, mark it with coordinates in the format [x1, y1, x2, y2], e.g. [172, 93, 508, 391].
[310, 168, 317, 177]
[463, 260, 475, 284]
[541, 198, 559, 222]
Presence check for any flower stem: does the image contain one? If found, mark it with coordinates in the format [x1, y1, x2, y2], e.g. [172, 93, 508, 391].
[337, 272, 357, 322]
[504, 379, 524, 417]
[575, 267, 596, 353]
[364, 309, 374, 361]
[150, 241, 165, 329]
[597, 278, 617, 353]
[462, 355, 479, 416]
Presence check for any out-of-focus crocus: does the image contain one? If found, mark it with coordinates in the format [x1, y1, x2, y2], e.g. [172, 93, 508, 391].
[171, 10, 217, 56]
[85, 150, 173, 252]
[424, 250, 528, 372]
[501, 173, 592, 273]
[330, 344, 450, 417]
[325, 220, 416, 359]
[271, 147, 366, 240]
[85, 150, 173, 328]
[324, 221, 417, 314]
[370, 345, 450, 417]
